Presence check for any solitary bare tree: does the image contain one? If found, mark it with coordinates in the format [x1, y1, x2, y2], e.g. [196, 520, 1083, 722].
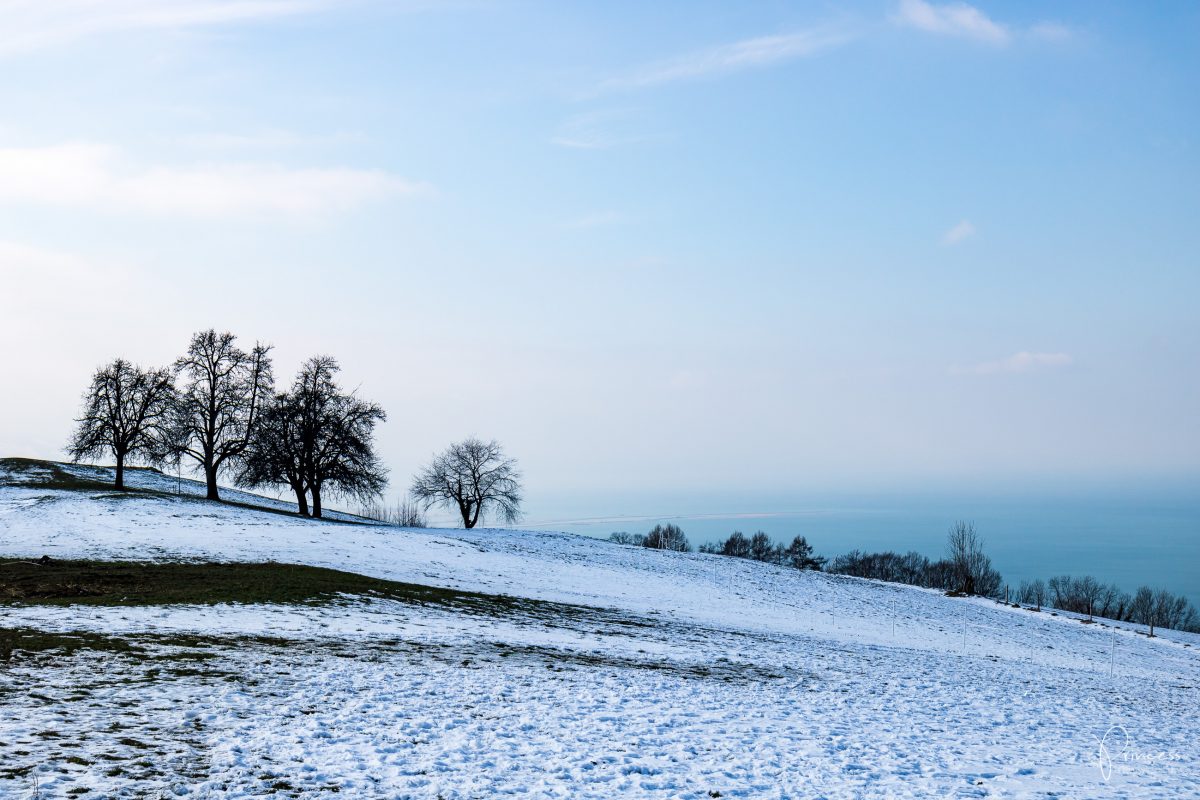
[1131, 586, 1157, 636]
[67, 359, 175, 489]
[411, 438, 521, 529]
[173, 330, 273, 501]
[946, 521, 1001, 596]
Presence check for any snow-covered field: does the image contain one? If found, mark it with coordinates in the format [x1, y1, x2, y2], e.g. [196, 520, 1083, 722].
[1, 461, 1198, 798]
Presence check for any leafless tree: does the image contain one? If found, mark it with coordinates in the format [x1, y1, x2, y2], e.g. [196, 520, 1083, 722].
[238, 391, 309, 515]
[946, 521, 1001, 596]
[1131, 586, 1157, 636]
[1076, 575, 1103, 621]
[67, 359, 175, 489]
[411, 438, 521, 529]
[238, 358, 386, 518]
[1018, 578, 1047, 611]
[293, 357, 387, 518]
[173, 330, 273, 501]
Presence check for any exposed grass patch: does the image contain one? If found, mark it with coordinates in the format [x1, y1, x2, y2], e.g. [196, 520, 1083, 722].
[0, 457, 120, 492]
[1, 560, 434, 606]
[0, 560, 650, 633]
[0, 627, 142, 660]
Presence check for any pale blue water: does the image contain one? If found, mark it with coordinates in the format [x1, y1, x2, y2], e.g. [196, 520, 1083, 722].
[518, 487, 1200, 606]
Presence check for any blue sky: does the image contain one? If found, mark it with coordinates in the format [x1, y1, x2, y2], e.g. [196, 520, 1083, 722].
[1, 0, 1197, 509]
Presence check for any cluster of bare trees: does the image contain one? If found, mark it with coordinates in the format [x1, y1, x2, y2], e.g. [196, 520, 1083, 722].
[608, 523, 692, 552]
[829, 522, 1002, 596]
[68, 330, 386, 518]
[699, 530, 827, 570]
[1017, 577, 1198, 635]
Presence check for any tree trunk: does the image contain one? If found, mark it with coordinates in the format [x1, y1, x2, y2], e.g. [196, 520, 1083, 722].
[205, 465, 220, 501]
[459, 500, 473, 529]
[114, 453, 125, 490]
[311, 484, 323, 519]
[293, 483, 310, 517]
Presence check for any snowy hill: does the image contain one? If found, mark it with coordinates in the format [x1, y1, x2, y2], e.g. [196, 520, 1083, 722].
[1, 459, 1197, 798]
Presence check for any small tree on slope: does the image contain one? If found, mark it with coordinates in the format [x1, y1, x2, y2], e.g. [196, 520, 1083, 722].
[411, 438, 522, 529]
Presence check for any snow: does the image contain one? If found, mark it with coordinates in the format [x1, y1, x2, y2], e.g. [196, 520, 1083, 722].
[1, 462, 1198, 798]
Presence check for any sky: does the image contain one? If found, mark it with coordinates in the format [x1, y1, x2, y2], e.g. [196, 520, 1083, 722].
[1, 0, 1197, 517]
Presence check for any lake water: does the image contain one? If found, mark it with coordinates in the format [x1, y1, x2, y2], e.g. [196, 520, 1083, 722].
[514, 488, 1200, 606]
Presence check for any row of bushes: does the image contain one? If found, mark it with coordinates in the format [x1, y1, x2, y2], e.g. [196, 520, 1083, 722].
[609, 526, 825, 570]
[609, 521, 1199, 635]
[1016, 576, 1197, 634]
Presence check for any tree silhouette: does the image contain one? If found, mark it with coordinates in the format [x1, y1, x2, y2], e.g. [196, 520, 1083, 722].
[67, 359, 175, 489]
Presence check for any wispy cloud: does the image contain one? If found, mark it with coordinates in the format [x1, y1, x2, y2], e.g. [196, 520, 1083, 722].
[941, 219, 976, 245]
[893, 0, 1009, 45]
[0, 142, 424, 217]
[597, 27, 854, 93]
[0, 0, 329, 56]
[551, 109, 654, 150]
[954, 351, 1073, 376]
[894, 1, 1073, 46]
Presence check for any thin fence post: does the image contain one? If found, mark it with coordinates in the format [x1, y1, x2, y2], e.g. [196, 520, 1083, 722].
[1109, 628, 1116, 677]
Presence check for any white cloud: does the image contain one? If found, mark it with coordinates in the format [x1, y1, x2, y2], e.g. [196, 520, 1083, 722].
[0, 0, 329, 55]
[941, 219, 976, 245]
[598, 28, 853, 92]
[0, 143, 423, 217]
[893, 0, 1009, 45]
[955, 351, 1073, 376]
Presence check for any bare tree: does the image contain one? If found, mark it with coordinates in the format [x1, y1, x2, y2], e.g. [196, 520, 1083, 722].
[67, 359, 175, 489]
[173, 330, 273, 501]
[1131, 586, 1157, 636]
[237, 358, 386, 519]
[1076, 575, 1103, 621]
[411, 438, 521, 529]
[946, 521, 1001, 596]
[1018, 578, 1047, 611]
[238, 391, 310, 515]
[293, 357, 387, 518]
